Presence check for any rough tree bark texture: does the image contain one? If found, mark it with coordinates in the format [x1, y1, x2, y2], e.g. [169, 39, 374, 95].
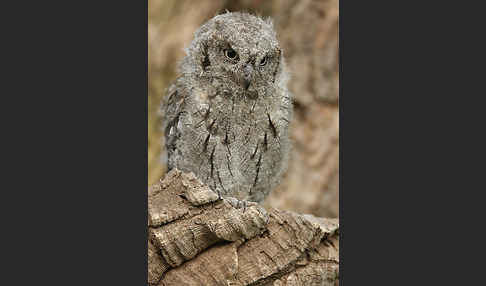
[149, 170, 339, 286]
[149, 0, 339, 219]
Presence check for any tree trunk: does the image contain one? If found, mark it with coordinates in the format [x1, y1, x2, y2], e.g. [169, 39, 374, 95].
[148, 170, 339, 286]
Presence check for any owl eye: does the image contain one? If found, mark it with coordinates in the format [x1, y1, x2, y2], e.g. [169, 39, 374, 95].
[259, 56, 267, 66]
[224, 48, 238, 61]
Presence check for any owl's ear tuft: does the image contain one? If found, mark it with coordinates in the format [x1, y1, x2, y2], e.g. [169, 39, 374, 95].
[214, 19, 222, 31]
[264, 17, 274, 28]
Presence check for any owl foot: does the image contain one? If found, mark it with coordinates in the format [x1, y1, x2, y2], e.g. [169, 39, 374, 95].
[222, 197, 248, 212]
[207, 197, 269, 241]
[181, 172, 219, 206]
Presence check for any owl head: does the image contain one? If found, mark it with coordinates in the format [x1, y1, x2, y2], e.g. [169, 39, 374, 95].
[181, 12, 287, 98]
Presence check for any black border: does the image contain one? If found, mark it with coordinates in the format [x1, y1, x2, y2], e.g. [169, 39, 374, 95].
[6, 1, 148, 284]
[6, 0, 477, 284]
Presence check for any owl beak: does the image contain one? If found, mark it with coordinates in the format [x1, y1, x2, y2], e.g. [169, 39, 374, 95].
[243, 77, 251, 90]
[242, 64, 253, 90]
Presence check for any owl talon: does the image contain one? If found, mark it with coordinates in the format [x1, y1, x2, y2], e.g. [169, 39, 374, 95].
[223, 197, 253, 214]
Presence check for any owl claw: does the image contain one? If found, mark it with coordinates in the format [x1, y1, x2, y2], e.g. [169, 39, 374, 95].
[223, 197, 251, 213]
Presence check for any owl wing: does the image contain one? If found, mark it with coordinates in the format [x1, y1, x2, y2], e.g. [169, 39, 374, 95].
[160, 81, 187, 169]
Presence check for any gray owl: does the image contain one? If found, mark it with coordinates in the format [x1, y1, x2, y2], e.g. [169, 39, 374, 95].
[161, 12, 292, 203]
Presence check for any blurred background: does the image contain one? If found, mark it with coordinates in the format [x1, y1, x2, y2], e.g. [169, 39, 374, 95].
[149, 0, 339, 218]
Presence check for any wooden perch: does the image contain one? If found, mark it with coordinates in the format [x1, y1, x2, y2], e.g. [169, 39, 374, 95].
[148, 169, 339, 286]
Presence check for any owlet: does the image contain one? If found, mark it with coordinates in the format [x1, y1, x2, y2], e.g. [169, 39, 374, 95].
[161, 12, 292, 203]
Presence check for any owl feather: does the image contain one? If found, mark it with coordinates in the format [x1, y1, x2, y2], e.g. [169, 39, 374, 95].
[161, 12, 292, 203]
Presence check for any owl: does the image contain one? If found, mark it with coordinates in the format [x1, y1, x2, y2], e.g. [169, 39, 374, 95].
[161, 12, 292, 203]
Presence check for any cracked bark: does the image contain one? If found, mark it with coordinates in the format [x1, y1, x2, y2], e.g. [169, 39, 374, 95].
[148, 169, 339, 286]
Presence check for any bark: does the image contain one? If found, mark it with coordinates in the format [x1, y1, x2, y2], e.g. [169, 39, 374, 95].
[148, 170, 339, 286]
